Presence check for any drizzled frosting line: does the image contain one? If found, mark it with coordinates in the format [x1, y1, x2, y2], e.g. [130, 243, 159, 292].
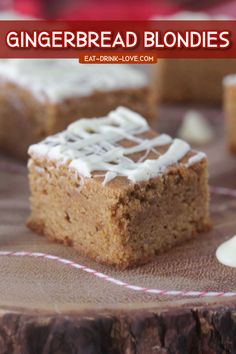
[28, 106, 206, 184]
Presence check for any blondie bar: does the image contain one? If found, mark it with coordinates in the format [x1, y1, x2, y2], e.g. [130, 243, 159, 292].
[154, 12, 235, 105]
[156, 59, 236, 105]
[27, 107, 210, 268]
[0, 59, 154, 159]
[224, 75, 236, 153]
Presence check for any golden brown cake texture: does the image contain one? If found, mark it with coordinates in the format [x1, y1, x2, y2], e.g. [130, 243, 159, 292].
[27, 106, 210, 269]
[0, 59, 155, 160]
[153, 9, 235, 105]
[155, 58, 236, 105]
[224, 75, 236, 154]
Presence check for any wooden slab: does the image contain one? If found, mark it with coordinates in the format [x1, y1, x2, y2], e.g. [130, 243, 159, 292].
[1, 106, 236, 353]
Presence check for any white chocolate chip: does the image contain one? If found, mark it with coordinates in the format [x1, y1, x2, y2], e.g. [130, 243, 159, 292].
[178, 110, 214, 145]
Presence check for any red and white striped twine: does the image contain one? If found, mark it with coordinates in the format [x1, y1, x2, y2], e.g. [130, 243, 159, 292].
[1, 185, 236, 298]
[209, 185, 236, 198]
[0, 250, 235, 298]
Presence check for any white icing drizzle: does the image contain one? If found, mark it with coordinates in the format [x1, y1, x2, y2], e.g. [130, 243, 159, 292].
[216, 235, 236, 268]
[0, 59, 147, 102]
[28, 106, 206, 184]
[187, 152, 206, 166]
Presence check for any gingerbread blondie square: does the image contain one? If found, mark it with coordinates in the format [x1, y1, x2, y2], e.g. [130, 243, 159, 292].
[154, 12, 235, 105]
[27, 106, 210, 268]
[0, 59, 155, 159]
[156, 59, 236, 105]
[223, 75, 236, 154]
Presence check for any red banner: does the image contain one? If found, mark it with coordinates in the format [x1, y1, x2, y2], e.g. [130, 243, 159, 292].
[0, 20, 236, 58]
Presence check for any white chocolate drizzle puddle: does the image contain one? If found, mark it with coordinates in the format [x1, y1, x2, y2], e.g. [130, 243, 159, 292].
[216, 235, 236, 268]
[28, 106, 206, 184]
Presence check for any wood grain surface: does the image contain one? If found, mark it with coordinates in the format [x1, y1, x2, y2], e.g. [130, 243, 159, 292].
[0, 105, 236, 353]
